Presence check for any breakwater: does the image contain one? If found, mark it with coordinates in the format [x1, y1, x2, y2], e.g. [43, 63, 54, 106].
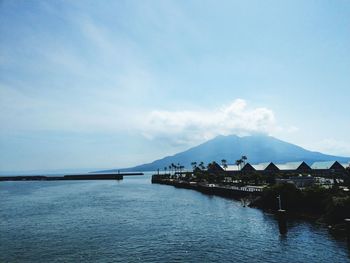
[151, 175, 263, 200]
[0, 172, 142, 181]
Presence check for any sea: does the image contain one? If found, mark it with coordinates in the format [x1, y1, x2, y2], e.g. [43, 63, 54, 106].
[0, 173, 349, 262]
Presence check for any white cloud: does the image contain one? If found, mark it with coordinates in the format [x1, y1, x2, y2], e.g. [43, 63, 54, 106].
[140, 99, 281, 145]
[0, 83, 297, 147]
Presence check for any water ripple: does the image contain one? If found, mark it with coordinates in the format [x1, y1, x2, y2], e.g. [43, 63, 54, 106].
[1, 175, 349, 262]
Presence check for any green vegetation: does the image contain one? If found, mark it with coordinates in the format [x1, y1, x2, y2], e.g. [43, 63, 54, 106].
[234, 155, 248, 170]
[156, 158, 350, 226]
[251, 183, 350, 225]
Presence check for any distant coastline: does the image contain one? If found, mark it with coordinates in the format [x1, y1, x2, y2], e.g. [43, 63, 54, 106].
[0, 172, 143, 181]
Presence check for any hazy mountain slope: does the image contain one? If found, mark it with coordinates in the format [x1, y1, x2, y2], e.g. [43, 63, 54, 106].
[104, 135, 350, 172]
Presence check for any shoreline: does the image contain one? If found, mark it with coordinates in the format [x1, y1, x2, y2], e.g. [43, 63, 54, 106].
[152, 176, 262, 200]
[152, 175, 349, 236]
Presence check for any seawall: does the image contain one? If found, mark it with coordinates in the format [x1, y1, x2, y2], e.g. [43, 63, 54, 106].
[151, 176, 262, 200]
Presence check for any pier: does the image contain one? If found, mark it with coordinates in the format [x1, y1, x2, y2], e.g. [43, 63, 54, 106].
[0, 172, 143, 181]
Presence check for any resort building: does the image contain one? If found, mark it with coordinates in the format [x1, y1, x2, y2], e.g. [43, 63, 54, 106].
[275, 176, 315, 188]
[275, 161, 312, 173]
[217, 160, 349, 188]
[221, 160, 349, 178]
[311, 161, 346, 177]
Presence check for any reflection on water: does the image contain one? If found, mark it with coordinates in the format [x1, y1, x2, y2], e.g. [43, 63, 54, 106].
[0, 173, 349, 262]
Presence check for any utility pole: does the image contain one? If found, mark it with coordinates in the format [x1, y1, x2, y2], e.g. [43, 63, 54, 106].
[277, 195, 282, 210]
[277, 195, 287, 235]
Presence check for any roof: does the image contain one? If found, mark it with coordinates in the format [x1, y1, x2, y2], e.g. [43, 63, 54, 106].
[224, 165, 240, 171]
[207, 162, 224, 172]
[312, 161, 346, 171]
[275, 161, 311, 171]
[252, 163, 270, 171]
[249, 162, 279, 171]
[241, 163, 256, 171]
[276, 162, 302, 170]
[265, 162, 280, 171]
[311, 161, 336, 170]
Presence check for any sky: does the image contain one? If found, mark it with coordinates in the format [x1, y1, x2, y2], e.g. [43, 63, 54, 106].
[1, 0, 350, 172]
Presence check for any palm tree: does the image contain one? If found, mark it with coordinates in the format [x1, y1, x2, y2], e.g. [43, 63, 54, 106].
[235, 159, 243, 170]
[199, 161, 205, 170]
[221, 159, 228, 171]
[206, 162, 212, 170]
[179, 165, 184, 174]
[191, 162, 197, 170]
[241, 155, 247, 166]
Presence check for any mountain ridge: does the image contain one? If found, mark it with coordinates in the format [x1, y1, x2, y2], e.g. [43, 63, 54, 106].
[101, 135, 350, 172]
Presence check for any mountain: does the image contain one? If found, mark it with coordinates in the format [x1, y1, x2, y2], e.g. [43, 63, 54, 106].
[103, 135, 350, 172]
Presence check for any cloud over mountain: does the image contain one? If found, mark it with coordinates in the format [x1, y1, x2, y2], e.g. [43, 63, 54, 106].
[140, 99, 279, 145]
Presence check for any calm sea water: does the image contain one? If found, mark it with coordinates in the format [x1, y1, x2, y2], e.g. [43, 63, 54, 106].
[1, 173, 349, 263]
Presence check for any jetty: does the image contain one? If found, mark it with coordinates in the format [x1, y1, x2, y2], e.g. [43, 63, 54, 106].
[0, 172, 143, 181]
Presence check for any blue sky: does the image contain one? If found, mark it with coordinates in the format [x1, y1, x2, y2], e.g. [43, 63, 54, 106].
[1, 0, 350, 172]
